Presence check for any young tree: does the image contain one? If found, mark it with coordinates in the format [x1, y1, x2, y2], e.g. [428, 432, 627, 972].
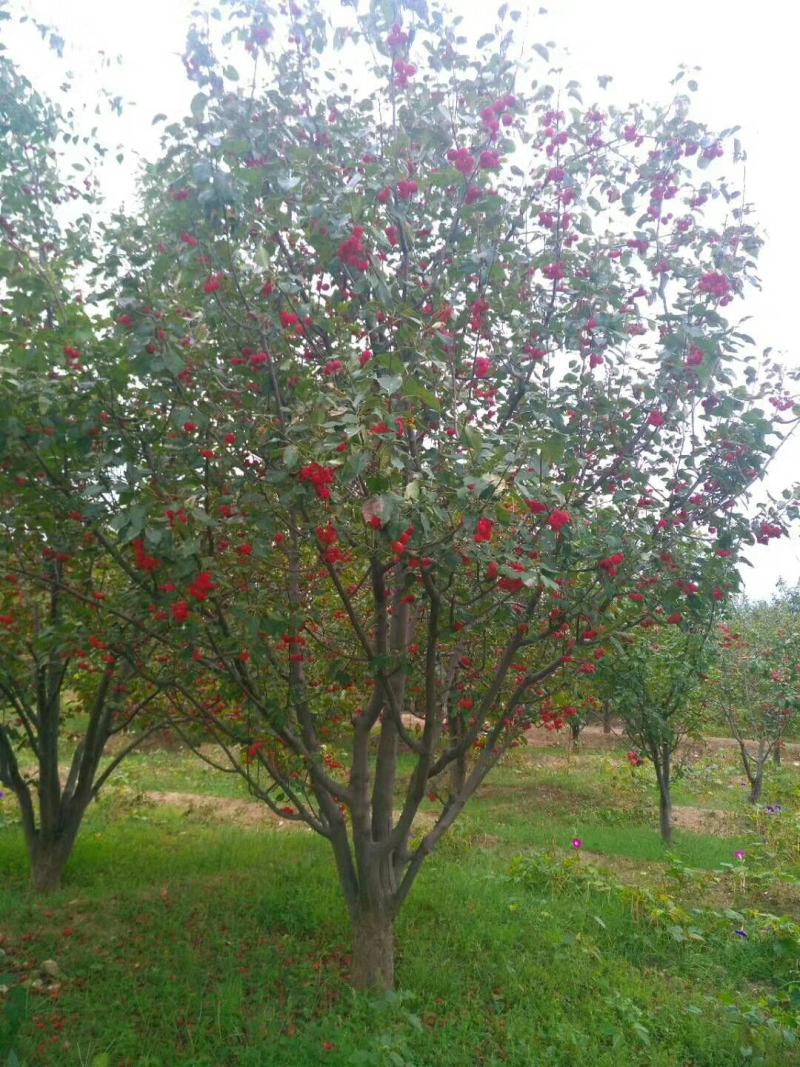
[598, 621, 712, 844]
[711, 598, 799, 803]
[0, 27, 167, 890]
[3, 0, 798, 985]
[0, 559, 165, 891]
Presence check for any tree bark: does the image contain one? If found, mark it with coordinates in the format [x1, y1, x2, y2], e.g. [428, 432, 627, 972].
[658, 786, 673, 846]
[25, 793, 89, 893]
[602, 704, 612, 734]
[749, 769, 764, 805]
[773, 743, 782, 767]
[567, 720, 581, 756]
[350, 907, 395, 992]
[29, 830, 78, 893]
[445, 711, 467, 795]
[449, 749, 466, 795]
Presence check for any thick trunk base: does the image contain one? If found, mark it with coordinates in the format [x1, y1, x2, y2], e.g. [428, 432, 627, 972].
[749, 776, 764, 805]
[29, 833, 78, 894]
[30, 850, 69, 893]
[351, 910, 395, 992]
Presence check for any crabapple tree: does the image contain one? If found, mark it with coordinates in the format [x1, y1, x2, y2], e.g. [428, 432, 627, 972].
[0, 30, 168, 890]
[0, 530, 167, 891]
[4, 0, 799, 985]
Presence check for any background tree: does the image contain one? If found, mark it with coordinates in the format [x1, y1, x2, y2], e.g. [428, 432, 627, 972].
[710, 594, 800, 802]
[2, 0, 799, 987]
[598, 619, 713, 844]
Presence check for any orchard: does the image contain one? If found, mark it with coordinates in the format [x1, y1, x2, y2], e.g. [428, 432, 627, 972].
[2, 0, 800, 1062]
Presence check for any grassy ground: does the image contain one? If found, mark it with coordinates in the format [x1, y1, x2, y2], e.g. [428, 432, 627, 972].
[1, 737, 799, 1066]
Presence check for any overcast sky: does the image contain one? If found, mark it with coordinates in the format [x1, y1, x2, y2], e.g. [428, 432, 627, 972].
[6, 0, 799, 601]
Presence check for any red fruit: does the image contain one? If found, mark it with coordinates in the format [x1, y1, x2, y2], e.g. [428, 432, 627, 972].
[549, 509, 571, 533]
[474, 517, 494, 543]
[203, 274, 223, 294]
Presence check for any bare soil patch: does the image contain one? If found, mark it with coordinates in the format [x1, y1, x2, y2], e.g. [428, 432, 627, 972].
[523, 724, 800, 760]
[140, 790, 439, 836]
[141, 790, 309, 830]
[671, 805, 737, 835]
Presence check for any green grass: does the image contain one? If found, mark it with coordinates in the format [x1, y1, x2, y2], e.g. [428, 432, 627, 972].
[1, 742, 799, 1066]
[98, 747, 256, 800]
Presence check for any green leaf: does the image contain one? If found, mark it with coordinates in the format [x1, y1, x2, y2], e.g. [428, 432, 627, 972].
[401, 377, 441, 411]
[377, 374, 403, 396]
[462, 426, 482, 452]
[277, 174, 301, 192]
[190, 92, 208, 119]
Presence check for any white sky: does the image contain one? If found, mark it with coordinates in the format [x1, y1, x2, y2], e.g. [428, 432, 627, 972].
[6, 0, 799, 601]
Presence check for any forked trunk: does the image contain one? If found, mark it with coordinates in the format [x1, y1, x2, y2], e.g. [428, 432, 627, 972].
[351, 908, 395, 992]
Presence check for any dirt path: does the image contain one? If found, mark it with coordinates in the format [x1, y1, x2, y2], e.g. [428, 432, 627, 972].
[140, 790, 309, 830]
[139, 790, 439, 835]
[139, 789, 733, 840]
[523, 724, 800, 759]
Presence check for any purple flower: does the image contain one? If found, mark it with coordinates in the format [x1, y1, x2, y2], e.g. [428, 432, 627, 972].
[734, 850, 746, 861]
[735, 928, 748, 939]
[765, 804, 783, 815]
[571, 838, 583, 850]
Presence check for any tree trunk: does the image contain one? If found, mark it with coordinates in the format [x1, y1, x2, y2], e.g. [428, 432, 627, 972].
[603, 704, 612, 735]
[654, 745, 673, 846]
[749, 770, 764, 805]
[449, 750, 466, 795]
[350, 908, 395, 992]
[567, 720, 581, 756]
[27, 799, 87, 893]
[29, 833, 77, 893]
[446, 712, 467, 795]
[773, 743, 782, 767]
[658, 787, 673, 845]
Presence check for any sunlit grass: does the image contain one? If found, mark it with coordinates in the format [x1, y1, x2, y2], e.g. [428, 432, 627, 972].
[1, 739, 798, 1066]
